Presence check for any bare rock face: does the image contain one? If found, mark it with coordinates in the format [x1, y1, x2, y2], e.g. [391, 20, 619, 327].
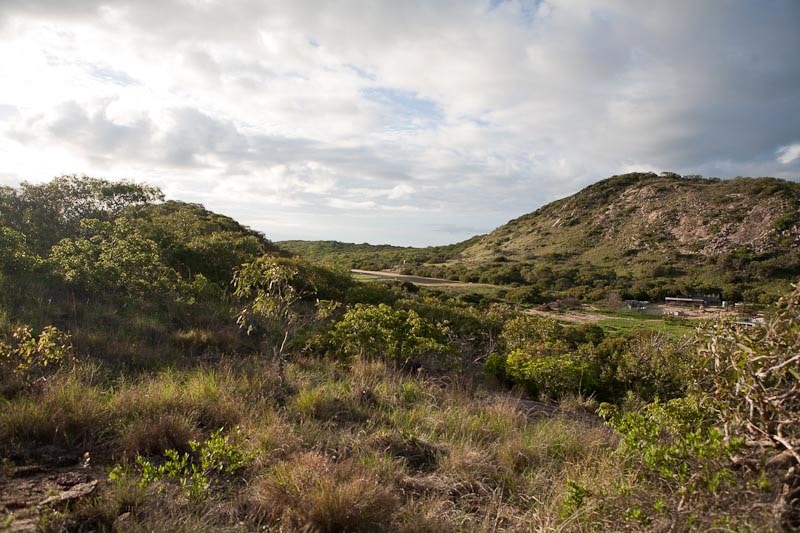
[38, 473, 97, 506]
[0, 463, 99, 532]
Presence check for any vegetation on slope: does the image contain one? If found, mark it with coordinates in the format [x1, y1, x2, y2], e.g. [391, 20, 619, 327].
[278, 237, 482, 272]
[0, 175, 798, 531]
[284, 172, 800, 304]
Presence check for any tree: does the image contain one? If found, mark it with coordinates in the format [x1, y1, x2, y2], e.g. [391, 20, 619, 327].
[48, 218, 178, 296]
[233, 256, 344, 374]
[0, 227, 40, 274]
[1, 175, 164, 253]
[127, 201, 276, 286]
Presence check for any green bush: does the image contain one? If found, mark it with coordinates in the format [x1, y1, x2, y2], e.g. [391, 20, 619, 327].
[506, 348, 593, 399]
[0, 325, 73, 385]
[329, 303, 455, 367]
[499, 315, 562, 352]
[133, 427, 251, 502]
[599, 396, 743, 513]
[505, 286, 542, 304]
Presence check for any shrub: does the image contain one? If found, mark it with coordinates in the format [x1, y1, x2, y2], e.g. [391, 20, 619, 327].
[600, 397, 741, 493]
[505, 349, 593, 399]
[233, 255, 345, 370]
[499, 315, 562, 352]
[505, 286, 542, 304]
[597, 396, 747, 529]
[0, 325, 73, 385]
[329, 304, 455, 368]
[695, 284, 800, 459]
[587, 332, 690, 403]
[693, 284, 800, 527]
[134, 427, 252, 502]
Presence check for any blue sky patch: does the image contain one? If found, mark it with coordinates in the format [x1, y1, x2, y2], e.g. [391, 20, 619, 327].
[89, 65, 138, 86]
[361, 87, 443, 130]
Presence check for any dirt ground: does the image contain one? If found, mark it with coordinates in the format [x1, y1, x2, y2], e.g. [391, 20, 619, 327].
[526, 303, 735, 324]
[1, 461, 100, 532]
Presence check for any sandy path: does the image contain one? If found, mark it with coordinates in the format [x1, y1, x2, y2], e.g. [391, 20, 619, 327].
[350, 269, 469, 286]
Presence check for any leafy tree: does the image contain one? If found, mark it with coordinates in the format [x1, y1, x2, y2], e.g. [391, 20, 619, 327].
[49, 218, 178, 296]
[1, 175, 163, 253]
[128, 201, 276, 286]
[233, 256, 345, 373]
[329, 303, 455, 368]
[0, 227, 40, 274]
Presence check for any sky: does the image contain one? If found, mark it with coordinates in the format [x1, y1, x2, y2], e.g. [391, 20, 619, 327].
[0, 0, 798, 246]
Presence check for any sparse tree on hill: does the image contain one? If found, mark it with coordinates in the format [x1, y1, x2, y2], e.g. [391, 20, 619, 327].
[233, 255, 340, 377]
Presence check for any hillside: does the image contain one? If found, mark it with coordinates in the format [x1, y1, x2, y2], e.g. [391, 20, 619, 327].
[277, 237, 482, 272]
[456, 172, 799, 264]
[286, 173, 800, 303]
[446, 173, 800, 301]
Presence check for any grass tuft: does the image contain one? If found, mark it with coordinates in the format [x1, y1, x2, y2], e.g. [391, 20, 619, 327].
[248, 451, 399, 531]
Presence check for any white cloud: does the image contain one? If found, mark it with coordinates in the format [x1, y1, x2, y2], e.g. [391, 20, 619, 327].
[777, 144, 800, 165]
[0, 0, 798, 245]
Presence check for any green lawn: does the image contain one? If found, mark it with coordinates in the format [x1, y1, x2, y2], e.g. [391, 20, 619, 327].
[596, 313, 698, 339]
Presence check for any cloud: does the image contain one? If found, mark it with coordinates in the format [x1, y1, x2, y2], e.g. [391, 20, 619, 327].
[0, 0, 798, 245]
[777, 144, 800, 165]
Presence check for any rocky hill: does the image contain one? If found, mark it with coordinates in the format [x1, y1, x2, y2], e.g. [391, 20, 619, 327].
[455, 172, 800, 265]
[432, 173, 800, 302]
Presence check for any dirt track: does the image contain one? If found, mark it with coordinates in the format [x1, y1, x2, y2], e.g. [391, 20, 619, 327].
[525, 307, 604, 323]
[350, 269, 469, 286]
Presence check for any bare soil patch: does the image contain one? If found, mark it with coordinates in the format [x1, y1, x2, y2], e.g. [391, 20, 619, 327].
[1, 462, 99, 532]
[526, 303, 735, 324]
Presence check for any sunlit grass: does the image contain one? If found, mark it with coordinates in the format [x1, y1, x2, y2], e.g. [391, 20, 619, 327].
[596, 314, 695, 339]
[1, 349, 778, 531]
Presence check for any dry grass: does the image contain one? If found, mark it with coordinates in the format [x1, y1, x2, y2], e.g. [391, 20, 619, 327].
[1, 354, 776, 532]
[0, 368, 111, 459]
[116, 413, 200, 457]
[246, 451, 399, 531]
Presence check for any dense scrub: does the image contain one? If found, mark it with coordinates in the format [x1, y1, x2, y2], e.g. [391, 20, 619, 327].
[1, 176, 798, 531]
